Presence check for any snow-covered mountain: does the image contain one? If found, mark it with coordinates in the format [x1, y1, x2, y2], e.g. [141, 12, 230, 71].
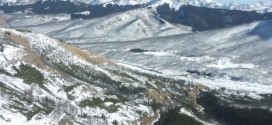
[1, 26, 272, 125]
[1, 0, 272, 124]
[1, 0, 271, 33]
[0, 28, 200, 125]
[0, 0, 272, 125]
[1, 0, 272, 13]
[0, 28, 145, 124]
[3, 4, 270, 42]
[3, 9, 192, 42]
[71, 19, 272, 94]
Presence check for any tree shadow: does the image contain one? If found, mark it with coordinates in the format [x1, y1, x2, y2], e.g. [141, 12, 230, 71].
[247, 19, 272, 40]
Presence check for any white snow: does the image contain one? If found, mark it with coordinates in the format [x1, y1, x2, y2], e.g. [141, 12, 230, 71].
[74, 11, 91, 16]
[191, 76, 272, 94]
[0, 44, 25, 73]
[7, 7, 192, 43]
[104, 102, 114, 106]
[180, 108, 215, 125]
[72, 85, 107, 102]
[77, 19, 272, 95]
[0, 28, 151, 125]
[247, 93, 263, 100]
[136, 104, 152, 115]
[207, 58, 256, 69]
[0, 74, 30, 92]
[179, 55, 216, 63]
[144, 51, 174, 56]
[0, 108, 61, 125]
[0, 5, 272, 124]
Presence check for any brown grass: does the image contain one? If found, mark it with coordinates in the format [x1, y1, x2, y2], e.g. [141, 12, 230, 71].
[58, 116, 73, 125]
[59, 42, 114, 65]
[4, 31, 30, 49]
[187, 84, 208, 109]
[4, 30, 114, 66]
[4, 31, 48, 70]
[24, 51, 47, 69]
[140, 110, 160, 125]
[4, 30, 117, 71]
[147, 89, 170, 103]
[130, 110, 160, 125]
[187, 88, 198, 102]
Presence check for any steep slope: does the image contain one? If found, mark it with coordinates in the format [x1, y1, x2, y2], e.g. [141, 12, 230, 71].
[0, 28, 148, 124]
[0, 28, 133, 124]
[0, 28, 211, 125]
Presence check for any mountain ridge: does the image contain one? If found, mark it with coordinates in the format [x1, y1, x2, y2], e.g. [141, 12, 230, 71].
[1, 0, 272, 13]
[0, 28, 207, 125]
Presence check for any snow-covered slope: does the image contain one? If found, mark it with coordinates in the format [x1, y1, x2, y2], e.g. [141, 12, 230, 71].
[0, 28, 152, 125]
[6, 9, 192, 42]
[74, 19, 272, 95]
[1, 19, 272, 125]
[1, 0, 271, 13]
[4, 10, 272, 94]
[0, 28, 215, 125]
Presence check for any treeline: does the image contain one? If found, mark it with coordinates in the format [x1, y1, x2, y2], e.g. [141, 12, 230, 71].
[197, 92, 272, 125]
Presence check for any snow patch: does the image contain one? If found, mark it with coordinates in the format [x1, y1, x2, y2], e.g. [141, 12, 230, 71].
[207, 58, 256, 69]
[74, 11, 91, 16]
[180, 108, 215, 125]
[144, 51, 174, 56]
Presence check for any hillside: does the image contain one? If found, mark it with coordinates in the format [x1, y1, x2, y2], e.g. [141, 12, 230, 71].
[75, 19, 272, 94]
[6, 8, 191, 43]
[0, 28, 210, 125]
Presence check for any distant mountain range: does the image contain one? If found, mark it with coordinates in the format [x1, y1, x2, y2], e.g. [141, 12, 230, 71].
[1, 0, 272, 13]
[1, 0, 272, 32]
